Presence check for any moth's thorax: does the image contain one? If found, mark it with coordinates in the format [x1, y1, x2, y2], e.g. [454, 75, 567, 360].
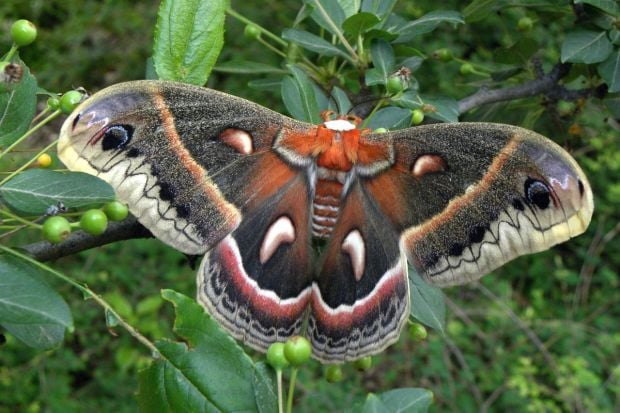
[315, 123, 361, 171]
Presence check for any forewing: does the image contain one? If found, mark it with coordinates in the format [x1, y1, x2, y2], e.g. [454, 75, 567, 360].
[362, 123, 593, 286]
[58, 80, 311, 255]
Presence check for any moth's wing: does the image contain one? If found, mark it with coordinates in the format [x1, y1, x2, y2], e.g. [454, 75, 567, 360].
[58, 80, 311, 255]
[58, 80, 317, 350]
[197, 169, 315, 351]
[362, 123, 593, 287]
[309, 178, 409, 363]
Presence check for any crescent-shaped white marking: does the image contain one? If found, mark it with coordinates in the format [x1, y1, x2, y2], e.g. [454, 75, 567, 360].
[259, 216, 296, 264]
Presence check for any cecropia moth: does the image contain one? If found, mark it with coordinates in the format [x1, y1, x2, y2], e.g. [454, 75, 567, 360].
[57, 80, 593, 363]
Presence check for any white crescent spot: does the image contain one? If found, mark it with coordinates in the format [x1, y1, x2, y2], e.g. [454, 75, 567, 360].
[341, 229, 365, 281]
[219, 128, 254, 154]
[324, 119, 356, 131]
[260, 216, 296, 264]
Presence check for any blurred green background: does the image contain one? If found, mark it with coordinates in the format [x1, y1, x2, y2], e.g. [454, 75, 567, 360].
[1, 0, 618, 412]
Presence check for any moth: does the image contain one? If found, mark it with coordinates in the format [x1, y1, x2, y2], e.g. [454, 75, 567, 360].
[58, 81, 593, 363]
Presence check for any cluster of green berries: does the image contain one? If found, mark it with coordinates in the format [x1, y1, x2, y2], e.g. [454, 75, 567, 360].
[42, 201, 129, 244]
[47, 90, 84, 114]
[266, 323, 427, 382]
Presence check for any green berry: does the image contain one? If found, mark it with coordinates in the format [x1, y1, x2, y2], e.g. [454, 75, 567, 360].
[517, 17, 533, 32]
[244, 24, 261, 39]
[353, 356, 372, 371]
[408, 323, 428, 342]
[374, 128, 388, 134]
[11, 20, 37, 47]
[411, 109, 425, 125]
[433, 48, 453, 62]
[59, 90, 83, 114]
[47, 97, 60, 110]
[386, 76, 405, 95]
[459, 63, 474, 75]
[325, 365, 343, 382]
[283, 336, 312, 367]
[43, 216, 71, 244]
[80, 209, 108, 235]
[103, 201, 129, 221]
[266, 342, 290, 370]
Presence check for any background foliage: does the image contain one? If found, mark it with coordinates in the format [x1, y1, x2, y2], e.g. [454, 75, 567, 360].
[1, 0, 619, 412]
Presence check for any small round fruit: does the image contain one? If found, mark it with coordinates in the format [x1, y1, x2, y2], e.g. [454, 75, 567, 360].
[43, 216, 71, 244]
[433, 48, 453, 62]
[37, 153, 52, 168]
[266, 342, 290, 370]
[459, 63, 474, 75]
[47, 97, 60, 110]
[103, 201, 129, 221]
[80, 209, 108, 235]
[517, 17, 533, 32]
[411, 109, 425, 125]
[325, 365, 343, 382]
[408, 323, 428, 342]
[386, 76, 405, 94]
[244, 24, 261, 39]
[374, 127, 388, 134]
[11, 20, 37, 47]
[283, 336, 312, 366]
[353, 356, 372, 371]
[59, 90, 83, 114]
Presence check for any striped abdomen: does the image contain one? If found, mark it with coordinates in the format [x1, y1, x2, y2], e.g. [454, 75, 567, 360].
[312, 167, 346, 238]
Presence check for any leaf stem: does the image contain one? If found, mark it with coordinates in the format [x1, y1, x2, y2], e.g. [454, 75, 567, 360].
[0, 245, 159, 355]
[0, 140, 58, 186]
[4, 45, 19, 61]
[310, 0, 359, 64]
[361, 98, 387, 128]
[0, 110, 61, 163]
[226, 8, 288, 47]
[257, 37, 287, 58]
[286, 367, 299, 413]
[0, 209, 41, 229]
[277, 369, 284, 413]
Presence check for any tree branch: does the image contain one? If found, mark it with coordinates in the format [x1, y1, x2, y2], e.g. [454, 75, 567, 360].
[458, 62, 607, 115]
[23, 216, 152, 262]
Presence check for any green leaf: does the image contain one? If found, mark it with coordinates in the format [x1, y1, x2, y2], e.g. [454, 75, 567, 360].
[408, 266, 446, 335]
[152, 0, 228, 85]
[463, 0, 498, 23]
[330, 86, 352, 114]
[348, 388, 433, 413]
[361, 0, 397, 19]
[308, 0, 347, 36]
[0, 60, 37, 148]
[380, 388, 434, 412]
[0, 255, 73, 349]
[342, 12, 381, 37]
[214, 60, 286, 75]
[282, 29, 350, 59]
[138, 290, 272, 413]
[561, 30, 613, 64]
[420, 95, 459, 123]
[365, 68, 385, 86]
[371, 39, 395, 81]
[598, 49, 620, 93]
[365, 107, 411, 130]
[0, 170, 115, 216]
[395, 11, 464, 43]
[575, 0, 619, 16]
[339, 0, 362, 17]
[249, 77, 283, 90]
[252, 362, 277, 413]
[399, 56, 424, 72]
[283, 65, 321, 124]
